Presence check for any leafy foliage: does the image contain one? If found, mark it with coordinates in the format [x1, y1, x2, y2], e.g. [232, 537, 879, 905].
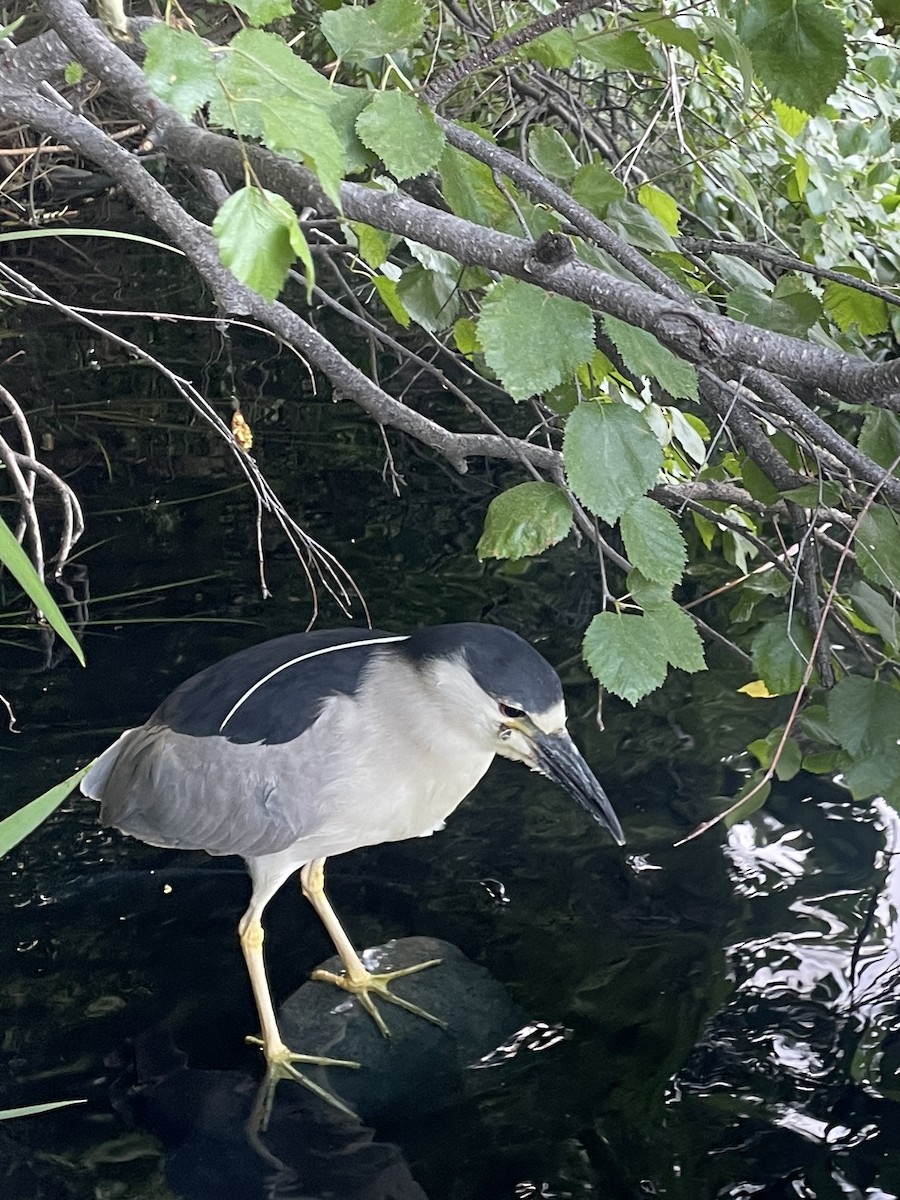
[142, 25, 216, 119]
[356, 91, 445, 180]
[735, 0, 847, 113]
[563, 402, 662, 525]
[620, 498, 687, 589]
[477, 280, 596, 400]
[212, 187, 314, 301]
[477, 483, 573, 561]
[320, 0, 425, 63]
[601, 316, 698, 401]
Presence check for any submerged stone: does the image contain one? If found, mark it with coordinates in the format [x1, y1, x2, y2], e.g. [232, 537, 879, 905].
[278, 935, 525, 1124]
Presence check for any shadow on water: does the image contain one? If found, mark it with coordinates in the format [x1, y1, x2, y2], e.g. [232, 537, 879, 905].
[2, 259, 900, 1197]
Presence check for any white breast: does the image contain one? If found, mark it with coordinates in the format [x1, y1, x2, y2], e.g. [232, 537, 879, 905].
[266, 653, 496, 865]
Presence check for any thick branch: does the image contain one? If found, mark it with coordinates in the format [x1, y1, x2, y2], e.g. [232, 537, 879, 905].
[0, 89, 563, 477]
[743, 369, 900, 509]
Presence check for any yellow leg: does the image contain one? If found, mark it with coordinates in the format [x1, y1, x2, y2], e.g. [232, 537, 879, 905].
[238, 905, 359, 1128]
[300, 858, 446, 1037]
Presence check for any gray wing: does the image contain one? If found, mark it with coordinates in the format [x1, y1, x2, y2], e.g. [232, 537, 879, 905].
[82, 703, 347, 857]
[81, 626, 402, 857]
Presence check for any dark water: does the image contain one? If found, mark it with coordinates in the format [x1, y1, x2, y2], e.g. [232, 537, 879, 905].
[2, 260, 900, 1198]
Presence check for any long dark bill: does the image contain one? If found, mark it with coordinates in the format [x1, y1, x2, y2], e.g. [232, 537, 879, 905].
[532, 731, 625, 846]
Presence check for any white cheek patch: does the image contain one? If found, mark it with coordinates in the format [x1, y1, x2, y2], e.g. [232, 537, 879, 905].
[532, 699, 567, 734]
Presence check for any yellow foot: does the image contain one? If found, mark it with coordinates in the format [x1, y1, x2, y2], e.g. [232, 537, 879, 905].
[246, 1036, 360, 1130]
[311, 958, 447, 1037]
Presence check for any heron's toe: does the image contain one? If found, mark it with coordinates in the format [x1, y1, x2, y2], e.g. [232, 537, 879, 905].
[246, 1036, 360, 1128]
[311, 958, 447, 1035]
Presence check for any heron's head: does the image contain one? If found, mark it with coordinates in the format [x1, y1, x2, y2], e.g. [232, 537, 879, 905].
[403, 624, 625, 846]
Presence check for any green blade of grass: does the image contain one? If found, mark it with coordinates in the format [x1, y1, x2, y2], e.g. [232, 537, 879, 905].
[0, 764, 91, 857]
[0, 515, 85, 665]
[0, 1099, 86, 1120]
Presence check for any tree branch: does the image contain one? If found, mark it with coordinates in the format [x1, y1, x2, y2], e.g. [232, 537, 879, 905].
[17, 0, 900, 408]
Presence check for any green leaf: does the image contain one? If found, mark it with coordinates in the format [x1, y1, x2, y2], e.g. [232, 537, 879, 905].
[228, 0, 293, 24]
[860, 411, 900, 476]
[823, 279, 890, 336]
[406, 241, 460, 275]
[324, 86, 373, 175]
[802, 749, 847, 774]
[704, 14, 754, 103]
[373, 276, 410, 327]
[259, 105, 346, 209]
[0, 1100, 86, 1121]
[564, 402, 662, 524]
[726, 283, 821, 336]
[571, 162, 626, 216]
[396, 264, 459, 332]
[211, 28, 337, 112]
[355, 91, 445, 180]
[782, 481, 842, 508]
[849, 581, 900, 647]
[211, 30, 348, 207]
[453, 316, 480, 355]
[827, 675, 900, 758]
[575, 29, 656, 73]
[605, 199, 676, 252]
[0, 515, 84, 665]
[750, 616, 814, 695]
[791, 151, 810, 199]
[476, 482, 573, 560]
[351, 222, 393, 268]
[142, 24, 217, 119]
[643, 600, 706, 673]
[527, 126, 579, 182]
[873, 0, 900, 33]
[638, 14, 702, 58]
[843, 751, 900, 803]
[602, 314, 698, 401]
[524, 28, 577, 70]
[741, 457, 782, 506]
[583, 611, 668, 705]
[798, 703, 839, 745]
[439, 145, 516, 232]
[669, 409, 707, 466]
[637, 184, 680, 236]
[628, 570, 671, 609]
[722, 775, 772, 827]
[692, 510, 716, 551]
[213, 186, 314, 302]
[857, 505, 900, 592]
[749, 727, 802, 781]
[477, 279, 595, 400]
[0, 765, 90, 857]
[774, 99, 809, 135]
[320, 0, 425, 63]
[735, 0, 847, 113]
[620, 496, 687, 588]
[64, 61, 85, 85]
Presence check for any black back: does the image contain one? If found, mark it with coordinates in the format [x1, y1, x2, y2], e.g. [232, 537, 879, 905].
[152, 628, 399, 745]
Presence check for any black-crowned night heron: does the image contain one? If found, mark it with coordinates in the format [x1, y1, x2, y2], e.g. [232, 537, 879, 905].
[82, 623, 624, 1116]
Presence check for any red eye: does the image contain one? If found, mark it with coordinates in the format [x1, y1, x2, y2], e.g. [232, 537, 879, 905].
[500, 704, 526, 720]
